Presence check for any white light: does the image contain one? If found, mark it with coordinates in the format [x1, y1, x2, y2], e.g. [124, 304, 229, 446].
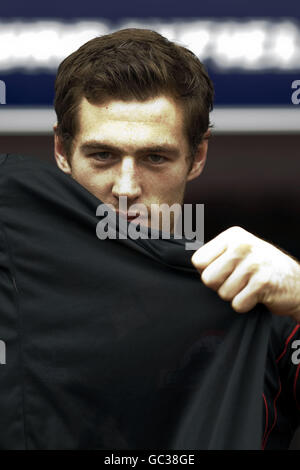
[177, 21, 212, 59]
[213, 21, 267, 69]
[0, 31, 15, 62]
[0, 21, 109, 71]
[269, 23, 299, 68]
[0, 19, 299, 72]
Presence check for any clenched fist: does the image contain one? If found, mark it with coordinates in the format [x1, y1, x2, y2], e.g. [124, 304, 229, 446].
[191, 226, 300, 322]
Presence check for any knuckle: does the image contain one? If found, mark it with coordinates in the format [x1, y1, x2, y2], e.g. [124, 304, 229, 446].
[201, 271, 218, 289]
[252, 276, 270, 293]
[231, 302, 246, 313]
[231, 296, 250, 313]
[218, 287, 232, 301]
[228, 226, 245, 237]
[201, 271, 212, 286]
[233, 243, 252, 258]
[191, 254, 205, 270]
[245, 260, 260, 275]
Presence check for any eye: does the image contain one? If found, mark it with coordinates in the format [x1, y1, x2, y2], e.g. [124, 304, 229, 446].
[91, 152, 113, 162]
[147, 154, 167, 164]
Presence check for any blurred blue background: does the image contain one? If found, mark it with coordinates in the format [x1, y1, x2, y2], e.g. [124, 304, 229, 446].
[0, 0, 300, 106]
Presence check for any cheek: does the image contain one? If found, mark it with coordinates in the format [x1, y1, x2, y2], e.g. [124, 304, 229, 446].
[152, 166, 185, 188]
[162, 169, 187, 190]
[150, 177, 186, 206]
[71, 164, 110, 197]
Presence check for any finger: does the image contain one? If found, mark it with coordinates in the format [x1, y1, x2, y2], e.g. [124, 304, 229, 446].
[231, 281, 260, 313]
[201, 252, 241, 290]
[191, 238, 227, 271]
[217, 261, 253, 302]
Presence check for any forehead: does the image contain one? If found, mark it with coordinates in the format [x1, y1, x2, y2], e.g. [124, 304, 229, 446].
[76, 95, 187, 147]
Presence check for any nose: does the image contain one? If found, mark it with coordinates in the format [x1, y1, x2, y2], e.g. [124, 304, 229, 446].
[111, 156, 142, 203]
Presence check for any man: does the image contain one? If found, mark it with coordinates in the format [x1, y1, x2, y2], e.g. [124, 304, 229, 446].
[53, 28, 300, 323]
[50, 28, 300, 449]
[0, 28, 299, 450]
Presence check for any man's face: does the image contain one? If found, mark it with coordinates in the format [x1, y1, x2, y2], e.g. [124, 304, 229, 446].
[54, 94, 207, 229]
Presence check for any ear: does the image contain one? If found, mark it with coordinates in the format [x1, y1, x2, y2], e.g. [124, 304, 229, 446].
[186, 129, 210, 182]
[53, 123, 72, 175]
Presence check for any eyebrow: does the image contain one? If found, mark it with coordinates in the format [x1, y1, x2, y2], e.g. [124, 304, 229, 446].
[79, 140, 180, 157]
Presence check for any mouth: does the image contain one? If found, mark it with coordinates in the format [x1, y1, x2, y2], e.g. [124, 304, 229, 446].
[116, 211, 144, 222]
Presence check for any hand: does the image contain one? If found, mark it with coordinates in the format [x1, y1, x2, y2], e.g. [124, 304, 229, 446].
[191, 226, 300, 322]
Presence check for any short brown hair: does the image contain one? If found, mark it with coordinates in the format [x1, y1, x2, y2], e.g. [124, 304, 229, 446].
[54, 28, 214, 165]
